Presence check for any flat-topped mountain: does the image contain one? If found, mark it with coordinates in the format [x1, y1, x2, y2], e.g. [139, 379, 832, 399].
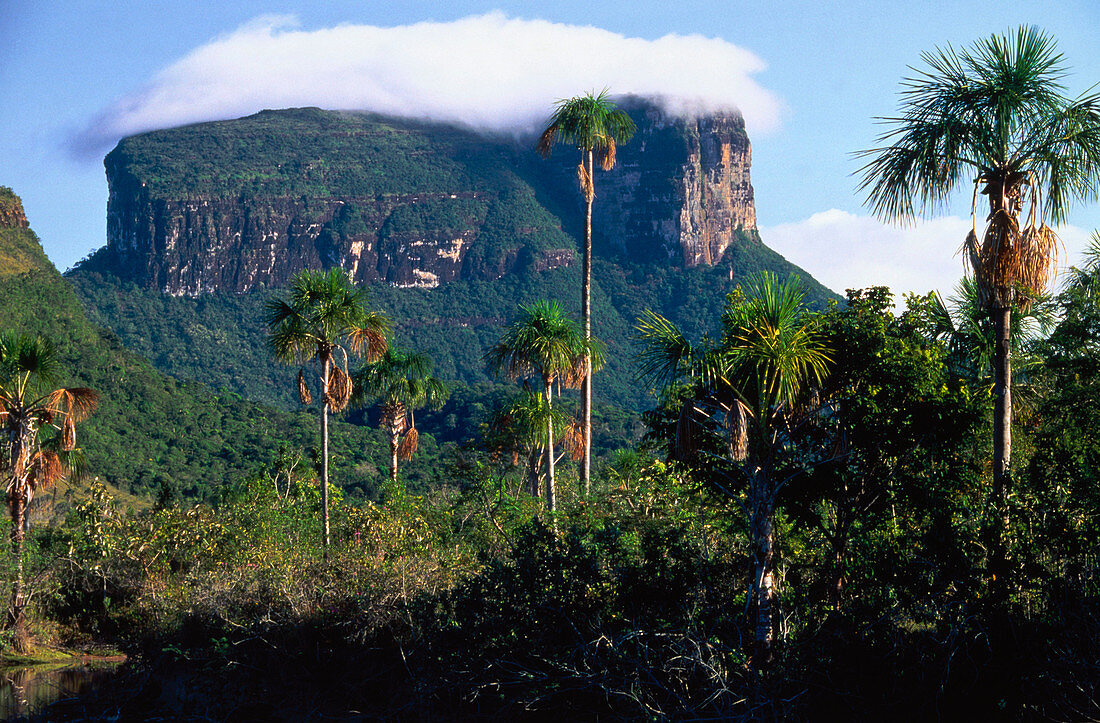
[85, 102, 764, 296]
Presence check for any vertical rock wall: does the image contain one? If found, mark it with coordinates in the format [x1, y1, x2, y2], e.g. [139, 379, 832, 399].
[571, 100, 756, 266]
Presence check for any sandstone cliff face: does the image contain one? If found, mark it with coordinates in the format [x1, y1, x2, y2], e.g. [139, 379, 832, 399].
[546, 99, 756, 266]
[102, 186, 553, 295]
[96, 103, 757, 296]
[0, 188, 29, 229]
[103, 182, 573, 296]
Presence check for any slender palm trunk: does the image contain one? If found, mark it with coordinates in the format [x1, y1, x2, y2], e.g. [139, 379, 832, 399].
[991, 303, 1012, 598]
[750, 473, 777, 665]
[545, 378, 556, 517]
[320, 357, 331, 552]
[6, 428, 29, 646]
[389, 433, 399, 488]
[528, 447, 542, 499]
[8, 493, 26, 630]
[582, 149, 594, 495]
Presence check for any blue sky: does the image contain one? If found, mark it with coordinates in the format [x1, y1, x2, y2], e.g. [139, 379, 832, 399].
[3, 1, 1099, 299]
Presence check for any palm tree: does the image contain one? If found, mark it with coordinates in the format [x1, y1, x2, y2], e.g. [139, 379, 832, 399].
[487, 390, 581, 500]
[858, 26, 1100, 591]
[0, 332, 98, 644]
[353, 347, 445, 489]
[637, 272, 829, 663]
[538, 89, 636, 494]
[267, 269, 389, 549]
[486, 300, 600, 514]
[915, 280, 1055, 388]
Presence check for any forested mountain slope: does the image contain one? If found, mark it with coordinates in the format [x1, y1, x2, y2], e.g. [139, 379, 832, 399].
[1, 188, 401, 504]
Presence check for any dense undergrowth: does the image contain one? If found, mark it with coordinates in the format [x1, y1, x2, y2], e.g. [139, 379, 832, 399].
[7, 439, 1099, 721]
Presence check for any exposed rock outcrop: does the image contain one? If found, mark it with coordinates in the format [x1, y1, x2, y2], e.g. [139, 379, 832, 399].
[541, 98, 756, 266]
[0, 187, 29, 229]
[93, 102, 758, 296]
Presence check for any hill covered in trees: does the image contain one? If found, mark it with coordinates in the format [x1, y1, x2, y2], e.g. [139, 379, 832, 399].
[0, 188, 429, 506]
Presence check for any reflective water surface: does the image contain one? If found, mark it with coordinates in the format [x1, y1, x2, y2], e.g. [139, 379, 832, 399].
[0, 657, 125, 720]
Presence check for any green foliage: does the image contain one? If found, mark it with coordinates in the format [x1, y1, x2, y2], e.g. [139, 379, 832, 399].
[107, 108, 485, 199]
[858, 26, 1100, 224]
[0, 235, 388, 503]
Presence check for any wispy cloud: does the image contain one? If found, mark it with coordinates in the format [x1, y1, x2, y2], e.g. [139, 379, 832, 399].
[761, 209, 1092, 303]
[72, 12, 783, 157]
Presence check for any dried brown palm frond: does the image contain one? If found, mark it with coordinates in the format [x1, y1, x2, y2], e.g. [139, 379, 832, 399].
[674, 401, 704, 462]
[562, 418, 584, 461]
[600, 137, 616, 171]
[577, 163, 594, 202]
[61, 416, 76, 451]
[536, 126, 558, 158]
[966, 211, 1024, 309]
[327, 365, 352, 412]
[726, 400, 750, 463]
[1015, 223, 1060, 311]
[560, 357, 587, 390]
[297, 370, 312, 405]
[45, 388, 99, 421]
[29, 451, 63, 489]
[348, 327, 388, 362]
[397, 427, 419, 461]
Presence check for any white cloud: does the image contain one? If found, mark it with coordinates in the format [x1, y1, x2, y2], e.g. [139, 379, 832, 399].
[72, 12, 782, 156]
[761, 209, 1092, 303]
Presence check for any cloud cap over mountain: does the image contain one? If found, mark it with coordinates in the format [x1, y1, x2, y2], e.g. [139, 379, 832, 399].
[73, 12, 783, 157]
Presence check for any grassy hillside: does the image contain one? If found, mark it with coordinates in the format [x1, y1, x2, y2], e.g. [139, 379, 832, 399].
[106, 108, 503, 199]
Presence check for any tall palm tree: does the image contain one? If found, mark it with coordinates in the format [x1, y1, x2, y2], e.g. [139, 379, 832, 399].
[486, 300, 601, 514]
[267, 269, 389, 549]
[353, 347, 445, 489]
[858, 26, 1100, 591]
[637, 272, 829, 663]
[538, 89, 636, 494]
[0, 332, 98, 643]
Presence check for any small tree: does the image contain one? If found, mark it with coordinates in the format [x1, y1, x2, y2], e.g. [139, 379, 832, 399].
[0, 332, 98, 646]
[486, 300, 601, 513]
[353, 347, 446, 489]
[637, 273, 829, 663]
[267, 269, 389, 549]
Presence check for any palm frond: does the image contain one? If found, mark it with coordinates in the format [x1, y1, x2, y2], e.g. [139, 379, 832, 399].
[634, 309, 698, 391]
[537, 89, 636, 162]
[397, 427, 419, 462]
[858, 26, 1100, 231]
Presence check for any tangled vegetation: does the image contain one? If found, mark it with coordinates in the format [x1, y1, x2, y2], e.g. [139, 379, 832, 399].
[4, 259, 1100, 719]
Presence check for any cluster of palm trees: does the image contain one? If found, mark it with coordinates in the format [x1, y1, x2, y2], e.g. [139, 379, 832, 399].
[6, 28, 1095, 669]
[485, 300, 601, 517]
[262, 39, 1099, 660]
[266, 269, 444, 549]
